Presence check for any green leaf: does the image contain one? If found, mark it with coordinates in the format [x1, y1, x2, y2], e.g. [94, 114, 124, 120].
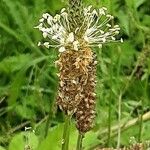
[8, 70, 25, 106]
[8, 133, 24, 150]
[7, 55, 50, 106]
[133, 0, 146, 9]
[37, 124, 63, 150]
[38, 123, 79, 150]
[119, 41, 136, 67]
[0, 146, 6, 150]
[15, 104, 36, 119]
[142, 15, 150, 27]
[83, 131, 99, 150]
[125, 0, 134, 8]
[0, 54, 32, 74]
[117, 10, 130, 35]
[8, 132, 38, 150]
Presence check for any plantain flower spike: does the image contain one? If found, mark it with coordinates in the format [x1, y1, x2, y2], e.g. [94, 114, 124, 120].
[35, 0, 122, 134]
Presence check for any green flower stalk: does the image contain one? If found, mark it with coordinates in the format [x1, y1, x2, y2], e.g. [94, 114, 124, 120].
[35, 0, 122, 139]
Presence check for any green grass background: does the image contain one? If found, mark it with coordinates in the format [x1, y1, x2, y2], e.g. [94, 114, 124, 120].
[0, 0, 150, 149]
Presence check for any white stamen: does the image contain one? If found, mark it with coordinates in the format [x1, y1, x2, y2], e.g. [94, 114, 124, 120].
[59, 47, 66, 52]
[111, 36, 116, 40]
[120, 38, 123, 43]
[84, 35, 89, 42]
[38, 42, 41, 46]
[98, 44, 102, 48]
[36, 5, 122, 52]
[99, 8, 106, 15]
[67, 32, 74, 43]
[61, 8, 66, 13]
[44, 42, 50, 48]
[43, 32, 48, 38]
[39, 18, 44, 22]
[73, 41, 79, 51]
[43, 13, 50, 19]
[106, 24, 111, 27]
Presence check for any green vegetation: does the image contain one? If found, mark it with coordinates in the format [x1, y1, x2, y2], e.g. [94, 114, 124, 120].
[0, 0, 150, 149]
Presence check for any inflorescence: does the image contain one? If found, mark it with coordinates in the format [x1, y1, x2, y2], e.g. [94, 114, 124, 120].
[35, 4, 122, 134]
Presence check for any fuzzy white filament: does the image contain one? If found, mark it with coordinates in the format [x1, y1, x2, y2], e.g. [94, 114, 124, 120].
[35, 6, 122, 52]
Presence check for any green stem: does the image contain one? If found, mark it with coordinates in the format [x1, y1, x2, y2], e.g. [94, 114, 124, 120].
[117, 94, 122, 149]
[138, 113, 143, 142]
[107, 58, 113, 146]
[76, 133, 84, 150]
[44, 91, 57, 138]
[138, 77, 147, 142]
[62, 115, 71, 150]
[44, 110, 52, 138]
[108, 98, 111, 146]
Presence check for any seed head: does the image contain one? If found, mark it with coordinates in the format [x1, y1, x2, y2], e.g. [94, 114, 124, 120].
[75, 51, 97, 133]
[35, 1, 122, 133]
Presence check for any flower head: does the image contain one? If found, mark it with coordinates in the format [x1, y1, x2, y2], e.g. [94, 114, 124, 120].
[35, 6, 122, 52]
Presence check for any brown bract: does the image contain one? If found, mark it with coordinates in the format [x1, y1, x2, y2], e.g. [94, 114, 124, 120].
[56, 47, 97, 133]
[76, 51, 97, 133]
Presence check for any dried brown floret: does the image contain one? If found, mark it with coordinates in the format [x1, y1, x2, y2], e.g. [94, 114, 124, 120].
[75, 49, 97, 133]
[56, 47, 94, 116]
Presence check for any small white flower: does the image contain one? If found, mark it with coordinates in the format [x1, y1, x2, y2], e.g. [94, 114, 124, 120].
[59, 47, 66, 52]
[111, 36, 116, 40]
[87, 5, 92, 11]
[61, 8, 66, 13]
[106, 14, 114, 19]
[115, 31, 119, 34]
[67, 32, 74, 43]
[72, 80, 77, 84]
[75, 27, 79, 34]
[43, 13, 50, 19]
[98, 44, 102, 48]
[39, 18, 44, 22]
[100, 30, 104, 34]
[99, 8, 106, 15]
[52, 24, 58, 31]
[102, 38, 106, 43]
[106, 24, 111, 27]
[73, 41, 79, 51]
[55, 14, 60, 20]
[120, 38, 123, 43]
[47, 16, 53, 25]
[102, 7, 107, 11]
[92, 9, 98, 16]
[38, 42, 41, 46]
[84, 35, 89, 42]
[52, 35, 59, 40]
[60, 38, 65, 44]
[53, 14, 60, 22]
[34, 23, 43, 29]
[25, 127, 32, 131]
[61, 11, 68, 18]
[44, 42, 50, 48]
[114, 25, 119, 28]
[43, 32, 48, 38]
[86, 28, 95, 35]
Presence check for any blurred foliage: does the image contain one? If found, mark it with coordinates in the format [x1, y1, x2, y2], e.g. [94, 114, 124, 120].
[0, 0, 150, 149]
